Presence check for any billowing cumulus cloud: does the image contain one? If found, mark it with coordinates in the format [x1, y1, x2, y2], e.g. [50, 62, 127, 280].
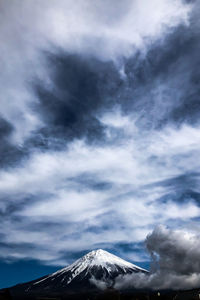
[114, 226, 200, 290]
[0, 0, 200, 275]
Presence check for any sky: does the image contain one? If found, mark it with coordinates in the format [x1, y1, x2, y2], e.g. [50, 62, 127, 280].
[0, 0, 200, 289]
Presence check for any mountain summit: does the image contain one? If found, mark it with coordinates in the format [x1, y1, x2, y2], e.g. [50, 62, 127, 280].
[31, 249, 147, 287]
[11, 249, 148, 299]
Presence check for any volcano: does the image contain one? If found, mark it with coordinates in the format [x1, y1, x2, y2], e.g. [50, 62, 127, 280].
[10, 249, 148, 299]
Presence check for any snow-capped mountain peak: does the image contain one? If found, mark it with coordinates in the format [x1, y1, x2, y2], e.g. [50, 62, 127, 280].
[31, 249, 147, 289]
[71, 248, 144, 270]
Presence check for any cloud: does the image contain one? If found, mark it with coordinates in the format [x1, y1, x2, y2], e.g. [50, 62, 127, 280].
[0, 0, 192, 145]
[1, 119, 200, 264]
[114, 226, 200, 290]
[90, 276, 112, 291]
[1, 0, 200, 270]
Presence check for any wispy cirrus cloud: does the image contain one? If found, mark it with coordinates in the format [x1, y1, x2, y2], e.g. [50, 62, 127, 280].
[1, 117, 200, 265]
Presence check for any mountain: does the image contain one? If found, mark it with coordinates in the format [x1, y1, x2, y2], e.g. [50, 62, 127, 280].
[10, 249, 148, 299]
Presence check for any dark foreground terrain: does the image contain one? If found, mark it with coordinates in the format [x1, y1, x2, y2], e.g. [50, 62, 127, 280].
[1, 287, 200, 300]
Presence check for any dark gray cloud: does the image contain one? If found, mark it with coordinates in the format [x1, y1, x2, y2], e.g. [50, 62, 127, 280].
[0, 0, 197, 158]
[26, 3, 200, 152]
[146, 226, 200, 275]
[0, 117, 27, 168]
[114, 226, 200, 290]
[33, 53, 120, 147]
[122, 22, 200, 129]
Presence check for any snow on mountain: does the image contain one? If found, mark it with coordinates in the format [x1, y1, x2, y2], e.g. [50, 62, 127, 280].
[28, 249, 147, 291]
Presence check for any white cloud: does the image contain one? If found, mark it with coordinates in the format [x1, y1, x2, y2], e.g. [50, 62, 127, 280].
[0, 0, 192, 143]
[1, 109, 200, 264]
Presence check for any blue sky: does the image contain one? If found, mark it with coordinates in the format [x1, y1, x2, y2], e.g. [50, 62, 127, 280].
[0, 0, 200, 289]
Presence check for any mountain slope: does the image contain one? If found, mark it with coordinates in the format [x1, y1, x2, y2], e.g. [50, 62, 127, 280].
[11, 249, 148, 298]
